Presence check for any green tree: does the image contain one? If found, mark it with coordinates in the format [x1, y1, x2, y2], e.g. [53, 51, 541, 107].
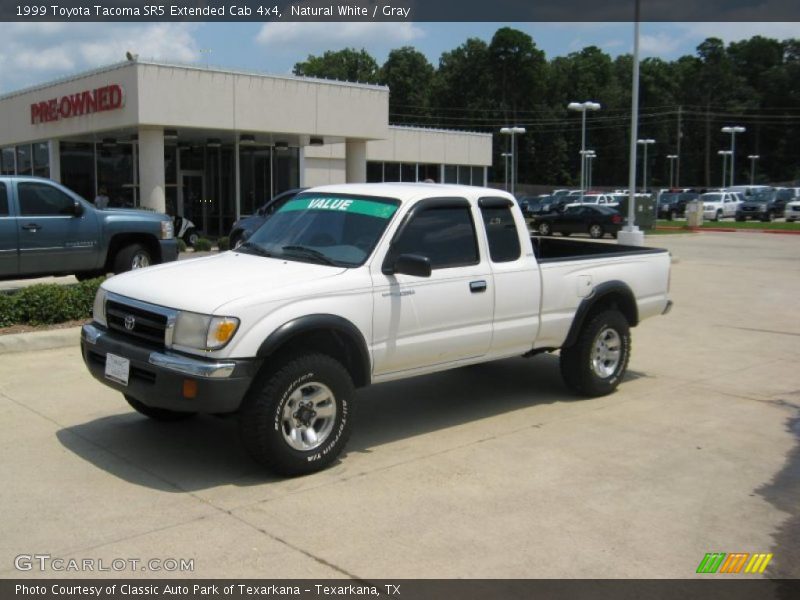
[293, 48, 380, 83]
[379, 47, 435, 123]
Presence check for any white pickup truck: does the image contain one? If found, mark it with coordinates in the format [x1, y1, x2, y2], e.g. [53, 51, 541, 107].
[81, 183, 672, 475]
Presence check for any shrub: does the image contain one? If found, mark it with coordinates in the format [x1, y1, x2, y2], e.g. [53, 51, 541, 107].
[0, 277, 104, 327]
[217, 236, 230, 251]
[176, 238, 187, 253]
[193, 238, 213, 252]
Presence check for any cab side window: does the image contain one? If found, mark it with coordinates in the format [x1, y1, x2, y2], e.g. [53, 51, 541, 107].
[480, 205, 521, 263]
[0, 183, 8, 216]
[391, 206, 479, 270]
[18, 182, 74, 216]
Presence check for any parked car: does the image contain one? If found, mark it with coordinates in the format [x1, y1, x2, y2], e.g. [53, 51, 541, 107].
[657, 191, 699, 220]
[532, 204, 623, 239]
[564, 193, 620, 209]
[0, 176, 177, 281]
[735, 187, 787, 222]
[228, 188, 306, 248]
[80, 182, 671, 476]
[784, 196, 800, 222]
[518, 195, 554, 217]
[700, 191, 741, 221]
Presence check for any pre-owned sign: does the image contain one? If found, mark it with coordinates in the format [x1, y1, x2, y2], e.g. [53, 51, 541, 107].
[30, 84, 125, 124]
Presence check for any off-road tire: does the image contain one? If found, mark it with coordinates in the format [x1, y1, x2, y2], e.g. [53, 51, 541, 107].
[125, 395, 196, 421]
[239, 354, 354, 476]
[559, 310, 631, 397]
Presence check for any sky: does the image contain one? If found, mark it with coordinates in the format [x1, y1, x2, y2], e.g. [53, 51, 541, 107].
[1, 21, 798, 94]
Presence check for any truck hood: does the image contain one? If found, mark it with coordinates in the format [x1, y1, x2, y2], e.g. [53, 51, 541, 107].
[102, 252, 347, 314]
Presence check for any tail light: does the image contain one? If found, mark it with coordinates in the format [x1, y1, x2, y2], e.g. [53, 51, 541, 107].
[612, 214, 622, 224]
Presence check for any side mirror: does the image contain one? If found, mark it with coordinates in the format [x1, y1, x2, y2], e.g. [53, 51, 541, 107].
[385, 253, 431, 278]
[73, 201, 84, 217]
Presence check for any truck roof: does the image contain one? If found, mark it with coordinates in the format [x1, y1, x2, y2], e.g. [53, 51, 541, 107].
[303, 182, 515, 205]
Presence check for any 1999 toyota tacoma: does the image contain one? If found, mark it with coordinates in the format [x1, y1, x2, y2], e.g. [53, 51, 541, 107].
[81, 183, 672, 475]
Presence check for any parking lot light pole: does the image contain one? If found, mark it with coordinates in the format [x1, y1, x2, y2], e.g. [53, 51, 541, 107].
[500, 127, 526, 197]
[567, 101, 601, 203]
[748, 154, 760, 185]
[721, 125, 745, 187]
[718, 150, 731, 189]
[501, 152, 512, 191]
[584, 150, 596, 190]
[667, 154, 678, 188]
[637, 139, 655, 194]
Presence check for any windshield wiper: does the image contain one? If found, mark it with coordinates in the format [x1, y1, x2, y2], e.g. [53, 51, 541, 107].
[236, 242, 272, 257]
[281, 245, 338, 266]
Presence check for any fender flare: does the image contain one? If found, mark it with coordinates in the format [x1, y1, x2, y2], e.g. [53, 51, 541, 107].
[256, 314, 371, 387]
[563, 281, 639, 349]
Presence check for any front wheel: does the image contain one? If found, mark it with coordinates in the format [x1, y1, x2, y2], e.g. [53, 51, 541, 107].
[185, 229, 200, 247]
[113, 243, 152, 273]
[537, 222, 552, 236]
[559, 310, 631, 397]
[125, 396, 196, 421]
[239, 354, 354, 476]
[714, 210, 722, 222]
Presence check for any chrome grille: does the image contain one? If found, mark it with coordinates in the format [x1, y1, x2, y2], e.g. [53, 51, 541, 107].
[106, 294, 173, 348]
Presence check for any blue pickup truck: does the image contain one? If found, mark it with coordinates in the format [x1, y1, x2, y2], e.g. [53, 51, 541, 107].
[0, 176, 178, 281]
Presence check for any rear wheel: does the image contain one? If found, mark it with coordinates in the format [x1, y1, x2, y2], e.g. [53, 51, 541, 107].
[113, 243, 152, 274]
[239, 354, 354, 476]
[125, 396, 196, 421]
[537, 222, 552, 236]
[588, 223, 604, 239]
[560, 310, 631, 397]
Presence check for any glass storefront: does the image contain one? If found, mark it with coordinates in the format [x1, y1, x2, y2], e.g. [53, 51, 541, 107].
[53, 138, 300, 237]
[0, 143, 50, 178]
[368, 160, 485, 186]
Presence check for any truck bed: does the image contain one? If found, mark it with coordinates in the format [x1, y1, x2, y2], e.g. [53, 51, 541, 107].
[531, 236, 668, 263]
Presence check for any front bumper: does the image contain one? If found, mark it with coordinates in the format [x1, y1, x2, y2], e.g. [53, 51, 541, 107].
[159, 239, 179, 263]
[81, 323, 261, 413]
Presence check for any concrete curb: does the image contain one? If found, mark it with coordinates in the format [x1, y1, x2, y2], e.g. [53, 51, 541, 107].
[0, 326, 82, 355]
[657, 225, 800, 235]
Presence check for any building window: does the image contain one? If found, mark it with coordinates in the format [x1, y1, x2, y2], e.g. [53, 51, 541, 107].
[33, 143, 49, 178]
[273, 146, 299, 196]
[401, 163, 415, 182]
[458, 165, 472, 185]
[0, 148, 14, 175]
[472, 166, 485, 187]
[366, 161, 383, 183]
[16, 145, 32, 175]
[444, 165, 457, 184]
[384, 162, 400, 182]
[418, 163, 439, 183]
[59, 142, 95, 202]
[96, 141, 135, 208]
[239, 145, 272, 216]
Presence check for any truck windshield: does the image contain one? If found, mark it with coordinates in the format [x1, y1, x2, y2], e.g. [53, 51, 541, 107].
[237, 193, 400, 267]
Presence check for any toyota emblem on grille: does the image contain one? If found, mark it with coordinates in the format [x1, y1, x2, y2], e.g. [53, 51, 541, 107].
[124, 315, 136, 331]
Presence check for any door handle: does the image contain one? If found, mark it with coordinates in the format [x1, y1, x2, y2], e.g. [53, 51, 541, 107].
[470, 280, 487, 293]
[22, 223, 41, 232]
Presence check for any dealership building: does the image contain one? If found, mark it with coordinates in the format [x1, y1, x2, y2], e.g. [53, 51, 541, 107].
[0, 59, 492, 236]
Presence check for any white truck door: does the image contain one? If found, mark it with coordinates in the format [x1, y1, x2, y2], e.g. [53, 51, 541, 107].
[478, 197, 540, 355]
[371, 199, 494, 376]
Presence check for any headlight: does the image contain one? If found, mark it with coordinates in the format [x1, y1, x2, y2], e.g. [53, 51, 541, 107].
[160, 220, 174, 240]
[92, 287, 108, 327]
[172, 312, 239, 351]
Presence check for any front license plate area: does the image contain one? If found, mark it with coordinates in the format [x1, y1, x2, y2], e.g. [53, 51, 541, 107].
[105, 353, 130, 386]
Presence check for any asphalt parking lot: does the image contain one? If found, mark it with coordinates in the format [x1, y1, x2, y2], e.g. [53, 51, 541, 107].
[0, 231, 798, 580]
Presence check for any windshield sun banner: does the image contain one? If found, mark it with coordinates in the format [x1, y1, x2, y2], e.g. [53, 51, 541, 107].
[279, 197, 399, 219]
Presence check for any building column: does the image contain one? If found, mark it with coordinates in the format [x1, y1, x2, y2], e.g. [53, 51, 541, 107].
[138, 127, 165, 213]
[48, 140, 61, 182]
[345, 140, 367, 183]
